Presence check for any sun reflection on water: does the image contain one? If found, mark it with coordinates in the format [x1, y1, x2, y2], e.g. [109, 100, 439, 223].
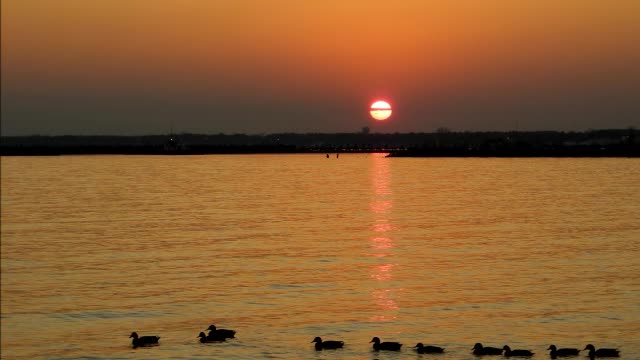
[371, 263, 396, 281]
[369, 153, 399, 321]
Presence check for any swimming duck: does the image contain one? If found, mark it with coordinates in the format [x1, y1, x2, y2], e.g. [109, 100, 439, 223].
[311, 336, 344, 350]
[472, 343, 503, 355]
[502, 345, 534, 357]
[370, 337, 402, 351]
[198, 331, 227, 343]
[206, 324, 236, 339]
[584, 344, 620, 358]
[129, 332, 160, 348]
[548, 345, 580, 358]
[414, 342, 445, 353]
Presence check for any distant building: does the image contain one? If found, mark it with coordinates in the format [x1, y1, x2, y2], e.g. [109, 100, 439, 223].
[361, 126, 370, 135]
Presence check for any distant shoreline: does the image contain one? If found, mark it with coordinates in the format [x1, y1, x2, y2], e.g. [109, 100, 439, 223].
[1, 129, 638, 157]
[386, 146, 639, 158]
[1, 145, 639, 157]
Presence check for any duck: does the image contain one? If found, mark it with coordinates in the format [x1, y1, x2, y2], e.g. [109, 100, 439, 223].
[472, 343, 503, 355]
[584, 344, 620, 358]
[370, 337, 402, 351]
[206, 324, 236, 339]
[198, 331, 227, 343]
[129, 332, 160, 348]
[548, 345, 580, 358]
[311, 336, 344, 350]
[502, 345, 534, 357]
[414, 342, 445, 353]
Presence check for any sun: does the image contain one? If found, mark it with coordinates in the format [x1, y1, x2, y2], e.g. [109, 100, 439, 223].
[370, 100, 392, 121]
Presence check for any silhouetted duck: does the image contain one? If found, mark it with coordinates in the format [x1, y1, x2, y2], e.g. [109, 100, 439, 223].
[472, 343, 503, 355]
[584, 344, 620, 358]
[198, 331, 227, 343]
[206, 324, 236, 339]
[548, 345, 580, 358]
[129, 332, 159, 348]
[502, 345, 534, 357]
[370, 337, 402, 351]
[414, 342, 445, 353]
[311, 336, 344, 350]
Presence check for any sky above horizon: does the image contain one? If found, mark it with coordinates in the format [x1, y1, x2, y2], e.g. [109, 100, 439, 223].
[2, 0, 639, 135]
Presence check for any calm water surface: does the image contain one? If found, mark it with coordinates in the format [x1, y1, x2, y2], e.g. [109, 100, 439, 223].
[1, 154, 639, 359]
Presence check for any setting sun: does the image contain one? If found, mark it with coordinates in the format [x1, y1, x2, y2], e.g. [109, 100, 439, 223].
[370, 101, 392, 121]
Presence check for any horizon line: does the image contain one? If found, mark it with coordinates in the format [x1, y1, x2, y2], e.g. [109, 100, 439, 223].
[2, 128, 637, 138]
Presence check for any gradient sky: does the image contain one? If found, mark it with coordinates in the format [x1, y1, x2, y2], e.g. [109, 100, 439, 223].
[2, 0, 639, 135]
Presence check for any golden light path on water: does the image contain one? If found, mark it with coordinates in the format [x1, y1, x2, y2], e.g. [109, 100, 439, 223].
[369, 153, 399, 321]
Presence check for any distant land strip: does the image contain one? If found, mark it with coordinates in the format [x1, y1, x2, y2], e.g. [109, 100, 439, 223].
[1, 129, 638, 157]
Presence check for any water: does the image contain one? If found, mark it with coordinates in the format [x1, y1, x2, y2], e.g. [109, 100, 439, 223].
[1, 154, 639, 359]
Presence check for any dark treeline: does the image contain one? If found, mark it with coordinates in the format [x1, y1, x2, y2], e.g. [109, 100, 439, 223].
[1, 129, 638, 157]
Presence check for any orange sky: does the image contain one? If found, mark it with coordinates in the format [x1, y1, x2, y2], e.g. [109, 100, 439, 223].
[2, 0, 639, 134]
